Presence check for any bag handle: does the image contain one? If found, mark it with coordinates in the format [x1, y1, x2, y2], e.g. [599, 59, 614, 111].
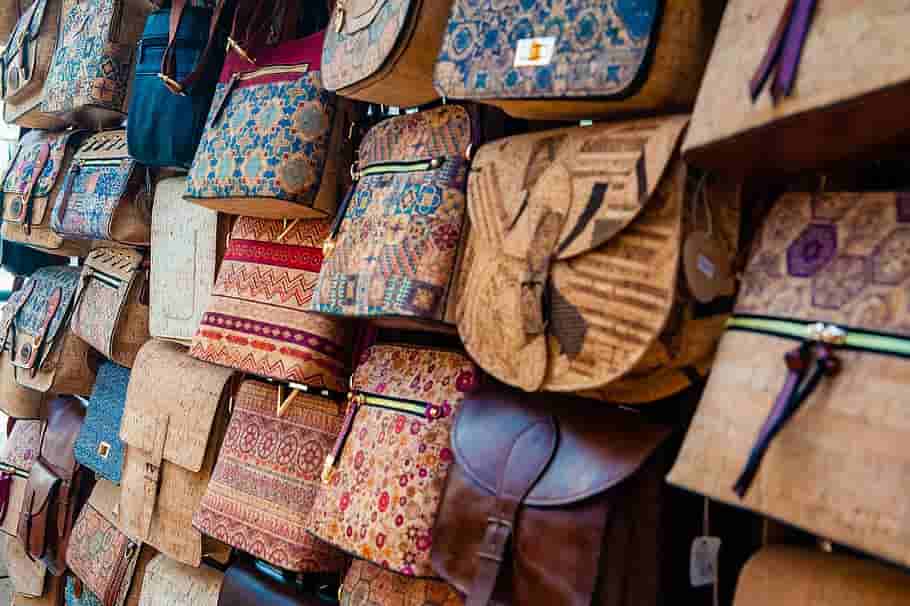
[225, 0, 298, 65]
[158, 0, 234, 95]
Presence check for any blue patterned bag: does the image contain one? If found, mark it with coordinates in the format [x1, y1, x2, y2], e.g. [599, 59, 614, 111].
[74, 362, 130, 483]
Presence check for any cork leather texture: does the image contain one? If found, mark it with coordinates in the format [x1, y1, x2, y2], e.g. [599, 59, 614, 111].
[669, 192, 910, 569]
[136, 556, 223, 606]
[342, 560, 463, 606]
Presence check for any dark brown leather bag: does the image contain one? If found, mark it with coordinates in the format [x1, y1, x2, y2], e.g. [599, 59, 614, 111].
[17, 396, 86, 576]
[431, 383, 672, 606]
[218, 559, 329, 606]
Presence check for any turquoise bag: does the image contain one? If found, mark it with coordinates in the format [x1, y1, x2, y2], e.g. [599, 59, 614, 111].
[73, 362, 130, 484]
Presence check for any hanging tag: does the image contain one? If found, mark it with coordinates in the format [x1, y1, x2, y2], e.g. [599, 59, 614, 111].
[690, 536, 722, 588]
[683, 231, 735, 304]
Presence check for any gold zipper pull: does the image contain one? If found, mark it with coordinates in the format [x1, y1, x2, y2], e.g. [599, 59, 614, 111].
[334, 0, 345, 32]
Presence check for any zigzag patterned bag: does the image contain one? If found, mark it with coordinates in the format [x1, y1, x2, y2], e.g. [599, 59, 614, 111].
[191, 216, 349, 392]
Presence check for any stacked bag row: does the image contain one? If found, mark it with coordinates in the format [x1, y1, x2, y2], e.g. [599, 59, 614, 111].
[1, 0, 910, 605]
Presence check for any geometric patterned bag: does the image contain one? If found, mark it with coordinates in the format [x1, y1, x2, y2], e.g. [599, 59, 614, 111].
[313, 106, 473, 329]
[40, 0, 151, 128]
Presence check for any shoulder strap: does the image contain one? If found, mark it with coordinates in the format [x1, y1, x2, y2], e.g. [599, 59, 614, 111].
[159, 0, 234, 94]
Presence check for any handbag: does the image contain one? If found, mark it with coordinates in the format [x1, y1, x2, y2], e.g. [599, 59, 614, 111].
[17, 396, 86, 576]
[313, 105, 473, 328]
[126, 1, 229, 168]
[150, 177, 229, 345]
[71, 247, 150, 369]
[185, 30, 340, 219]
[1, 0, 69, 128]
[668, 190, 910, 569]
[137, 555, 224, 606]
[194, 379, 346, 573]
[322, 0, 453, 106]
[456, 116, 741, 403]
[734, 546, 910, 605]
[2, 130, 91, 257]
[0, 0, 26, 45]
[190, 217, 349, 392]
[683, 0, 910, 175]
[40, 0, 152, 128]
[73, 362, 130, 484]
[51, 130, 153, 247]
[65, 480, 142, 606]
[308, 343, 478, 577]
[2, 266, 97, 396]
[118, 339, 234, 567]
[0, 419, 41, 538]
[341, 560, 463, 606]
[66, 546, 158, 606]
[434, 0, 722, 121]
[431, 381, 672, 606]
[4, 532, 47, 598]
[219, 559, 340, 606]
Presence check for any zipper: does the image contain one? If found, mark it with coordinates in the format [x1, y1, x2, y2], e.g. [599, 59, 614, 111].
[237, 62, 310, 80]
[75, 158, 125, 168]
[86, 268, 123, 289]
[107, 539, 137, 606]
[321, 390, 448, 484]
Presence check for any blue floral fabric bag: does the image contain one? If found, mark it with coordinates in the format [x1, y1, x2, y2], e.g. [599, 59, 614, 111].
[74, 362, 131, 484]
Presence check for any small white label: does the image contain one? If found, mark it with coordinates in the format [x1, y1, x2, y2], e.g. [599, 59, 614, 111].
[697, 253, 716, 279]
[514, 37, 557, 67]
[690, 537, 722, 588]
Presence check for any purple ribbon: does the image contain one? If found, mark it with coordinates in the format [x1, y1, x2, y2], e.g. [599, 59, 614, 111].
[749, 0, 819, 102]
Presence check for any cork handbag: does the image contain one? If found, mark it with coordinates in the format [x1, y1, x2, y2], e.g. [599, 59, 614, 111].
[71, 247, 150, 369]
[194, 379, 347, 573]
[308, 343, 478, 578]
[190, 217, 349, 393]
[185, 30, 339, 219]
[2, 130, 91, 258]
[313, 105, 473, 330]
[2, 266, 97, 396]
[17, 396, 86, 576]
[733, 546, 910, 606]
[150, 177, 229, 345]
[457, 116, 741, 403]
[0, 0, 27, 45]
[65, 543, 158, 606]
[65, 480, 142, 606]
[118, 339, 234, 567]
[137, 555, 224, 606]
[1, 0, 69, 128]
[4, 532, 47, 598]
[40, 0, 151, 128]
[668, 191, 910, 570]
[322, 0, 453, 106]
[683, 0, 910, 175]
[73, 362, 130, 484]
[434, 0, 723, 121]
[51, 130, 153, 247]
[341, 560, 463, 606]
[432, 381, 672, 606]
[0, 419, 41, 539]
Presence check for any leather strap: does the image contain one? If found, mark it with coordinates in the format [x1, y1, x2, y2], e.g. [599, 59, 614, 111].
[749, 0, 819, 101]
[159, 0, 233, 94]
[18, 142, 51, 235]
[466, 417, 558, 606]
[0, 472, 12, 525]
[139, 413, 169, 539]
[521, 209, 565, 335]
[0, 279, 35, 352]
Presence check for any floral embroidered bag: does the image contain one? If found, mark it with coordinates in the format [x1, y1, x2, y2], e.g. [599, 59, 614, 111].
[185, 30, 340, 219]
[434, 0, 723, 120]
[1, 130, 91, 258]
[190, 216, 349, 393]
[51, 130, 153, 247]
[40, 0, 151, 128]
[193, 379, 347, 572]
[313, 105, 473, 329]
[307, 343, 478, 578]
[65, 480, 142, 606]
[341, 560, 464, 606]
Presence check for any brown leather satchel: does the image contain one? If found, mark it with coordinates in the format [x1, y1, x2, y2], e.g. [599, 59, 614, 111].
[431, 382, 672, 606]
[0, 419, 42, 539]
[17, 396, 87, 576]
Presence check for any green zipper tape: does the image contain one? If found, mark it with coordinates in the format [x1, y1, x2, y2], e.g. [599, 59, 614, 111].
[357, 157, 444, 180]
[359, 392, 427, 417]
[727, 315, 910, 358]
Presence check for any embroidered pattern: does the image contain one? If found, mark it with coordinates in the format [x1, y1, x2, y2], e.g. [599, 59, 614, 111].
[2, 131, 67, 199]
[322, 0, 412, 91]
[66, 504, 136, 606]
[65, 576, 103, 606]
[308, 344, 477, 578]
[0, 419, 42, 472]
[193, 381, 347, 573]
[74, 362, 130, 484]
[435, 0, 658, 100]
[186, 72, 335, 204]
[313, 107, 471, 322]
[341, 560, 464, 606]
[191, 217, 348, 391]
[41, 0, 134, 114]
[16, 266, 80, 367]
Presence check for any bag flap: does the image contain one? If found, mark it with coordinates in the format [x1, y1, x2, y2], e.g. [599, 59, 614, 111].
[75, 362, 130, 482]
[0, 0, 47, 85]
[86, 478, 121, 526]
[83, 246, 143, 283]
[733, 191, 910, 337]
[12, 266, 80, 372]
[343, 0, 403, 35]
[2, 130, 72, 207]
[1, 419, 42, 473]
[22, 459, 58, 522]
[357, 105, 473, 167]
[452, 382, 672, 507]
[40, 396, 85, 477]
[121, 340, 233, 472]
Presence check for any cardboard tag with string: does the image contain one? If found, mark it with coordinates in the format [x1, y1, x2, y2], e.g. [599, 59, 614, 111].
[691, 498, 722, 604]
[683, 175, 736, 304]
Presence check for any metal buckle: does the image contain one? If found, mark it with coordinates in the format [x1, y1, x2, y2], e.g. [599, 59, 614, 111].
[143, 462, 159, 480]
[97, 442, 111, 459]
[156, 73, 186, 96]
[806, 322, 847, 345]
[226, 37, 255, 65]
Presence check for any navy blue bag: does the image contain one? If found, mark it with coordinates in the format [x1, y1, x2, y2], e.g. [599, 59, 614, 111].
[73, 362, 131, 484]
[127, 0, 229, 168]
